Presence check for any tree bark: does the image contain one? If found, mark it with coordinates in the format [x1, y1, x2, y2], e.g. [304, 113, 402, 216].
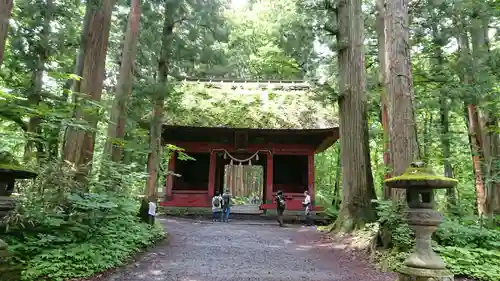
[487, 131, 500, 214]
[384, 0, 419, 201]
[0, 0, 13, 67]
[63, 0, 116, 184]
[455, 23, 487, 216]
[376, 0, 391, 200]
[62, 0, 92, 159]
[440, 94, 456, 207]
[24, 0, 54, 162]
[332, 143, 341, 208]
[428, 12, 457, 210]
[422, 112, 432, 163]
[469, 11, 490, 216]
[104, 0, 141, 164]
[334, 0, 377, 232]
[469, 14, 500, 216]
[145, 1, 176, 202]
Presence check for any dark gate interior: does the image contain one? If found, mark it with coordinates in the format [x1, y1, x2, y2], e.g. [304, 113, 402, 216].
[174, 152, 210, 190]
[273, 155, 308, 193]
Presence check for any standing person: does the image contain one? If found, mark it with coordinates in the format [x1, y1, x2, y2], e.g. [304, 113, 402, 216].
[275, 190, 286, 227]
[221, 190, 232, 222]
[212, 192, 222, 222]
[302, 190, 312, 226]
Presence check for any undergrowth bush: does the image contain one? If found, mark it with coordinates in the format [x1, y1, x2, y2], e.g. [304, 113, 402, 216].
[316, 189, 339, 221]
[0, 162, 167, 281]
[374, 200, 500, 281]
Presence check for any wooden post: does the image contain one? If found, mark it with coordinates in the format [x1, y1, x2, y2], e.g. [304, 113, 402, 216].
[308, 153, 315, 207]
[266, 152, 273, 204]
[166, 152, 176, 200]
[208, 150, 216, 199]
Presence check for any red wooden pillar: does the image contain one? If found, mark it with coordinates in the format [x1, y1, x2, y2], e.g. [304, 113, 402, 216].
[166, 152, 176, 200]
[208, 150, 216, 200]
[266, 152, 273, 204]
[308, 152, 315, 207]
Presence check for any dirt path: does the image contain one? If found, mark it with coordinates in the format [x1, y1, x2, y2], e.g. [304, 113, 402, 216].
[100, 218, 395, 281]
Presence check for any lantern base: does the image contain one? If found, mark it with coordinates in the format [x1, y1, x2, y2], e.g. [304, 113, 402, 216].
[397, 265, 454, 281]
[0, 240, 22, 281]
[0, 196, 15, 218]
[0, 265, 22, 281]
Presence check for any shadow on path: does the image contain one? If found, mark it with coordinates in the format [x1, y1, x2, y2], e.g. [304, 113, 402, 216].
[98, 217, 395, 281]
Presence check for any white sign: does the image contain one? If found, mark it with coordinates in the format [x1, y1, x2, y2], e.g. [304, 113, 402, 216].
[148, 202, 156, 216]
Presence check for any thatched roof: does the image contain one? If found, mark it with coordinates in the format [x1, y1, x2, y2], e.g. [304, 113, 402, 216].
[162, 125, 339, 153]
[0, 151, 37, 179]
[178, 78, 313, 91]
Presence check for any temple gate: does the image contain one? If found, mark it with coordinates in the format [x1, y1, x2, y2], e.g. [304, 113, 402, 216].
[160, 125, 339, 213]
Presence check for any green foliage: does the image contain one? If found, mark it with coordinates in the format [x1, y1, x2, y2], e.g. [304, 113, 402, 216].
[3, 193, 166, 281]
[1, 162, 166, 281]
[436, 246, 500, 281]
[376, 250, 410, 272]
[434, 220, 500, 280]
[162, 83, 338, 129]
[0, 0, 499, 280]
[374, 200, 414, 251]
[435, 220, 500, 249]
[374, 202, 500, 281]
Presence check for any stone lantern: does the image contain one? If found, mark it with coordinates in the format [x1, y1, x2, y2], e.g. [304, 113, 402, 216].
[384, 162, 457, 281]
[0, 154, 37, 281]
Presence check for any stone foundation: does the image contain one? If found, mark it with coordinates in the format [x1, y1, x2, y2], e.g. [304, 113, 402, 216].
[397, 265, 454, 281]
[0, 196, 15, 218]
[0, 240, 22, 281]
[0, 264, 23, 281]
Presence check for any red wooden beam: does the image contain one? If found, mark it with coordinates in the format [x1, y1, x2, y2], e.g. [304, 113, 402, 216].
[165, 152, 176, 200]
[172, 142, 313, 155]
[266, 152, 273, 204]
[308, 152, 315, 206]
[208, 151, 216, 199]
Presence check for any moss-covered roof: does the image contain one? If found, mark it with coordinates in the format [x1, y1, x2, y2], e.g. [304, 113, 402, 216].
[140, 84, 339, 130]
[384, 163, 458, 189]
[0, 151, 37, 179]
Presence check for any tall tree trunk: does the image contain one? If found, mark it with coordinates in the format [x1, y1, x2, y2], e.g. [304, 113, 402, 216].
[488, 132, 500, 214]
[145, 1, 175, 202]
[428, 12, 457, 211]
[440, 93, 456, 207]
[24, 0, 54, 162]
[334, 0, 377, 232]
[454, 25, 486, 216]
[62, 0, 92, 159]
[469, 14, 500, 216]
[376, 0, 391, 200]
[469, 11, 490, 216]
[384, 0, 419, 201]
[63, 0, 116, 184]
[332, 143, 341, 208]
[0, 0, 13, 67]
[422, 111, 432, 163]
[467, 105, 487, 216]
[103, 0, 141, 164]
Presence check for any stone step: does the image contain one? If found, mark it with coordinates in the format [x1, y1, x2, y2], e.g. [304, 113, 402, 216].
[230, 204, 263, 214]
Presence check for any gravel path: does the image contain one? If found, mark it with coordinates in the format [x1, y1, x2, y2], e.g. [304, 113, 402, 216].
[100, 217, 395, 281]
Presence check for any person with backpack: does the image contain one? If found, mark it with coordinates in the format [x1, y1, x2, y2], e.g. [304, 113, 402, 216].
[302, 190, 312, 226]
[275, 190, 286, 227]
[221, 190, 232, 222]
[212, 192, 223, 222]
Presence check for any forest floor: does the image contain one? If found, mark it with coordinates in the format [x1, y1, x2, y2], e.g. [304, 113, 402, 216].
[86, 217, 397, 281]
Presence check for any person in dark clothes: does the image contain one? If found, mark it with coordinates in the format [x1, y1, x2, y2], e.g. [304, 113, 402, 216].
[221, 190, 232, 222]
[275, 190, 286, 227]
